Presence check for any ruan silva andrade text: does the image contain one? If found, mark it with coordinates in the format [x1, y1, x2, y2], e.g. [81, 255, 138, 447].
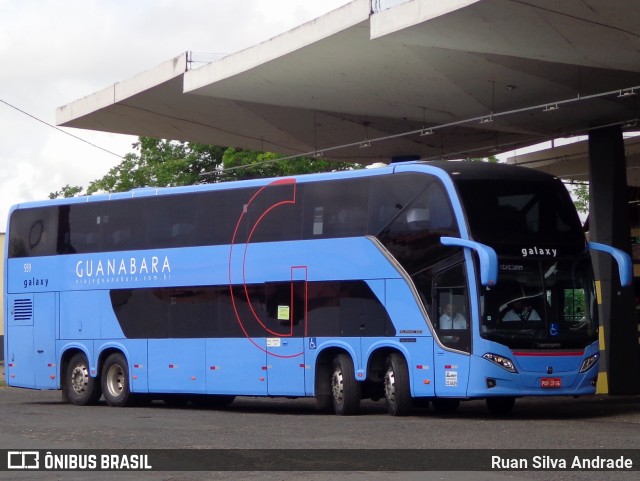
[491, 455, 633, 470]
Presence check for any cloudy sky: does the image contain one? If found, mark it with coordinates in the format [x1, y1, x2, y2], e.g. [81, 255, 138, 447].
[0, 0, 352, 228]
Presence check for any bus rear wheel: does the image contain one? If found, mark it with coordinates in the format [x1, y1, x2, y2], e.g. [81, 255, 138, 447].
[383, 353, 412, 416]
[64, 352, 101, 406]
[330, 354, 361, 415]
[101, 353, 135, 407]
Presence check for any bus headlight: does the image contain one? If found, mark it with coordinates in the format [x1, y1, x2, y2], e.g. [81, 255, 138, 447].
[579, 353, 599, 373]
[482, 353, 517, 373]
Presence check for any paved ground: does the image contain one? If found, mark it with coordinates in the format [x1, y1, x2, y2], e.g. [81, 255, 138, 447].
[0, 384, 639, 481]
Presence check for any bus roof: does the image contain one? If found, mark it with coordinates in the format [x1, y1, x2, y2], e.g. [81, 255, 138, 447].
[10, 160, 557, 212]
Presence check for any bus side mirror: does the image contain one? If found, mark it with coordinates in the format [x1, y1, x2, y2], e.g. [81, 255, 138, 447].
[587, 242, 633, 287]
[440, 237, 498, 287]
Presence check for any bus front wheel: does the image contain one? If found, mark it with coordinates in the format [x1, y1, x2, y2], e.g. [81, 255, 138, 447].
[384, 353, 412, 416]
[101, 353, 135, 407]
[330, 354, 361, 415]
[64, 352, 101, 406]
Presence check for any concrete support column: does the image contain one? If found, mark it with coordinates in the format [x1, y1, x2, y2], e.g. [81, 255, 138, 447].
[588, 125, 640, 394]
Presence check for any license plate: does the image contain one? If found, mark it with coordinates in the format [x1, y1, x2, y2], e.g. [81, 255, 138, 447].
[541, 377, 561, 388]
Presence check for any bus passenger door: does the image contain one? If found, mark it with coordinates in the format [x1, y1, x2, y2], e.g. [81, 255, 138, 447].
[33, 293, 57, 388]
[264, 277, 307, 396]
[432, 264, 471, 398]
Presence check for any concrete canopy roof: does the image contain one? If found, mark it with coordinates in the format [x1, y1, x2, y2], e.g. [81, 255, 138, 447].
[507, 136, 640, 185]
[56, 0, 640, 165]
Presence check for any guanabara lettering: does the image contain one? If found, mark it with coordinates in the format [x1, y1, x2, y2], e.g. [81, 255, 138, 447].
[75, 256, 171, 278]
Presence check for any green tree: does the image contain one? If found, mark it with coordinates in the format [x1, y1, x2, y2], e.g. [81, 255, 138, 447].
[466, 155, 499, 163]
[569, 182, 589, 215]
[216, 147, 360, 181]
[49, 184, 83, 199]
[86, 138, 227, 194]
[50, 137, 362, 197]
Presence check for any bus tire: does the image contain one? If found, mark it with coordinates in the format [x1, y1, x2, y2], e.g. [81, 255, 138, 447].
[384, 353, 412, 416]
[330, 353, 361, 415]
[64, 352, 101, 406]
[101, 353, 135, 407]
[486, 396, 516, 416]
[315, 394, 333, 413]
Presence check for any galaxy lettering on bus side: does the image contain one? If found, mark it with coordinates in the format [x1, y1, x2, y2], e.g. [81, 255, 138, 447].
[23, 277, 49, 289]
[520, 247, 557, 258]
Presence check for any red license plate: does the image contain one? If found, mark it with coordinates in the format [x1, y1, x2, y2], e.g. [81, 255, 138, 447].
[541, 377, 561, 388]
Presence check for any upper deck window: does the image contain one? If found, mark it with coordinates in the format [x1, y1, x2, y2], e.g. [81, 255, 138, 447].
[376, 178, 460, 274]
[454, 178, 583, 248]
[7, 172, 433, 258]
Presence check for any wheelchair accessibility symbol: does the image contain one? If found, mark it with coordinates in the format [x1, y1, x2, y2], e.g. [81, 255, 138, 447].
[308, 337, 317, 349]
[549, 323, 559, 337]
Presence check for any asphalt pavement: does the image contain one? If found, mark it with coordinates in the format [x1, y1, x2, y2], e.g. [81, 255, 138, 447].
[0, 384, 639, 481]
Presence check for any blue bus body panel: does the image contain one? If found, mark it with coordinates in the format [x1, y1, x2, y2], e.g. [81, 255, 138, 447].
[99, 339, 149, 393]
[434, 348, 470, 398]
[60, 291, 109, 340]
[6, 325, 35, 388]
[5, 294, 35, 388]
[53, 339, 149, 392]
[466, 340, 599, 397]
[306, 337, 362, 386]
[148, 339, 207, 394]
[33, 293, 57, 389]
[205, 338, 269, 396]
[5, 293, 57, 389]
[6, 239, 401, 294]
[384, 279, 430, 334]
[361, 337, 435, 397]
[266, 337, 306, 396]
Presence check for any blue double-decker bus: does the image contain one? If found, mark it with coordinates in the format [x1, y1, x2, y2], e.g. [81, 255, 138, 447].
[3, 161, 630, 415]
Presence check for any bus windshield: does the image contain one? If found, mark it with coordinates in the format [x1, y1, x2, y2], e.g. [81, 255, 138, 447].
[480, 256, 598, 349]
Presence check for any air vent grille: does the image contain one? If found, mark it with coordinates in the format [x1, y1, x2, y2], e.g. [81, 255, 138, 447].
[13, 298, 34, 322]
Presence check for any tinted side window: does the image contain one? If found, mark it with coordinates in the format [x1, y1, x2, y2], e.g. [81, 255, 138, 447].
[368, 174, 426, 234]
[433, 262, 471, 353]
[265, 281, 307, 337]
[110, 281, 393, 339]
[101, 199, 146, 252]
[62, 200, 146, 254]
[307, 281, 394, 337]
[8, 207, 58, 258]
[146, 195, 197, 249]
[247, 181, 302, 243]
[63, 203, 104, 254]
[303, 178, 370, 239]
[197, 188, 253, 245]
[111, 285, 266, 339]
[377, 178, 460, 274]
[12, 174, 431, 258]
